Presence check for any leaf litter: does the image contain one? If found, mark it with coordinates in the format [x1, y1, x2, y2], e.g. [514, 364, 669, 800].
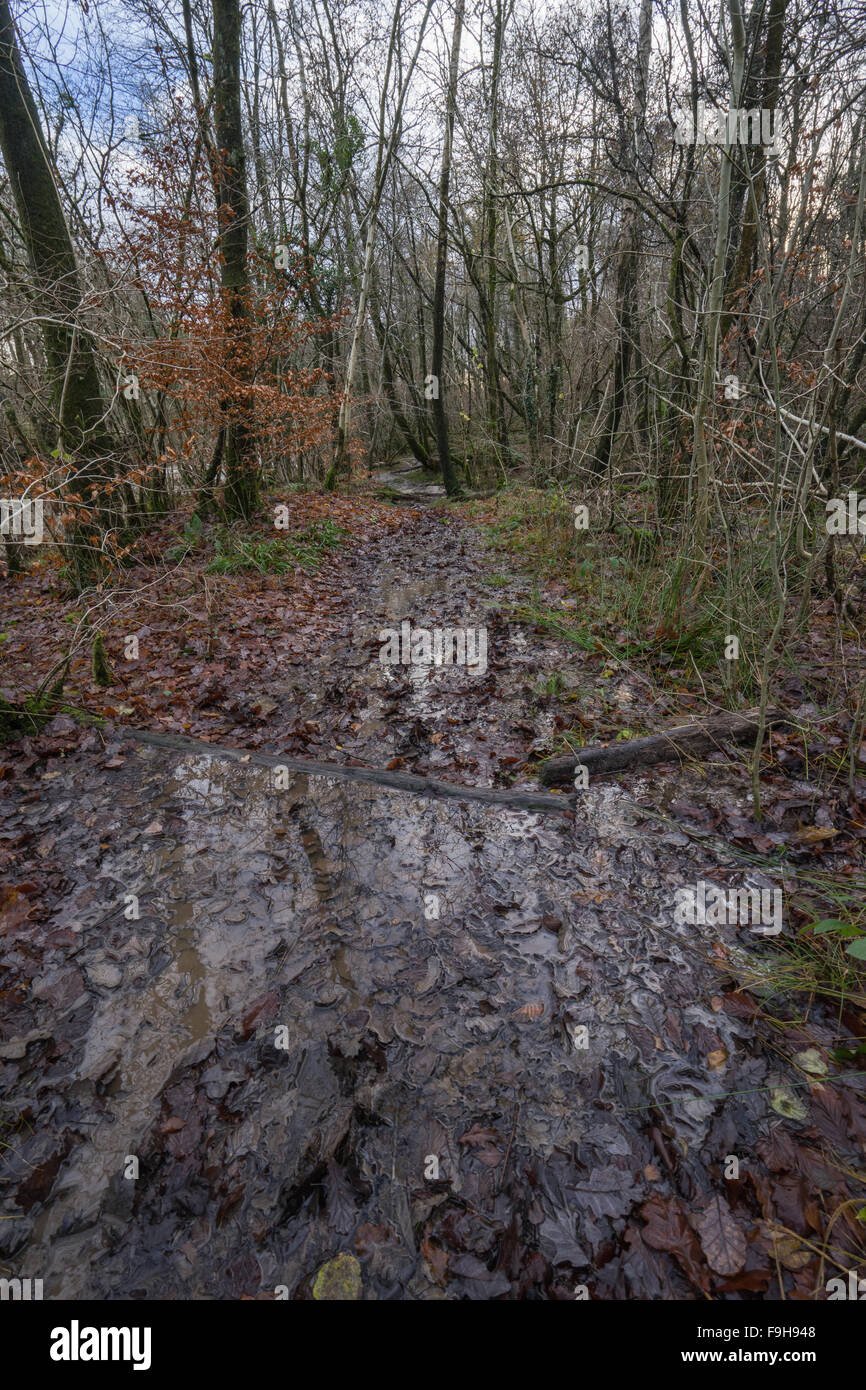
[1, 502, 865, 1299]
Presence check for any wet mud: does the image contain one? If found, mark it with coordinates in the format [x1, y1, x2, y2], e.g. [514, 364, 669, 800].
[2, 499, 865, 1299]
[2, 739, 864, 1299]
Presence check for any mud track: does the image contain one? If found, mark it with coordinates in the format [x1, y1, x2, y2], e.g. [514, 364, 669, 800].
[1, 498, 864, 1300]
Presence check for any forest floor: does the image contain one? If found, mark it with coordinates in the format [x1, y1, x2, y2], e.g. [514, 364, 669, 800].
[1, 469, 865, 1299]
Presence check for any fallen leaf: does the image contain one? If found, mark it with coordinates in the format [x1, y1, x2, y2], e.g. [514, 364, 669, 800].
[421, 1236, 449, 1285]
[694, 1196, 746, 1276]
[458, 1124, 501, 1147]
[249, 696, 277, 718]
[794, 825, 838, 845]
[515, 1002, 544, 1020]
[641, 1194, 710, 1293]
[538, 1211, 589, 1269]
[312, 1252, 362, 1301]
[793, 1048, 828, 1077]
[770, 1087, 809, 1121]
[773, 1235, 813, 1271]
[235, 988, 280, 1041]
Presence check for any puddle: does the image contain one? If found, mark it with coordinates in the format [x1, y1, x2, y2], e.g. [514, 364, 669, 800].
[3, 492, 864, 1300]
[375, 461, 445, 497]
[3, 736, 853, 1301]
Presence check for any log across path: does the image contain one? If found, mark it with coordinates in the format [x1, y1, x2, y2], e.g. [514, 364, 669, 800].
[126, 708, 793, 810]
[539, 707, 794, 786]
[126, 727, 573, 814]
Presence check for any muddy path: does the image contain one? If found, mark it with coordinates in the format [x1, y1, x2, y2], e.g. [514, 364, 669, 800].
[1, 492, 865, 1300]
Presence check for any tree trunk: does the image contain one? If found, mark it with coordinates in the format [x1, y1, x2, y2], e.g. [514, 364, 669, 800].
[325, 0, 435, 491]
[212, 0, 256, 518]
[718, 0, 787, 344]
[0, 0, 113, 588]
[482, 0, 510, 460]
[690, 0, 746, 563]
[591, 0, 652, 474]
[540, 708, 792, 785]
[430, 0, 465, 497]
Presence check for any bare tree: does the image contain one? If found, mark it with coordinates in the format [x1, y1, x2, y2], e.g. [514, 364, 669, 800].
[324, 0, 436, 491]
[212, 0, 256, 517]
[0, 0, 113, 587]
[430, 0, 466, 497]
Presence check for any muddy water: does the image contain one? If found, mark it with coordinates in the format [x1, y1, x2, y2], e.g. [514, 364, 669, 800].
[374, 460, 446, 498]
[1, 736, 810, 1300]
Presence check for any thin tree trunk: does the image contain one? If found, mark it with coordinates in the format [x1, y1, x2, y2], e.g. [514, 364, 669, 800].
[718, 0, 787, 344]
[690, 0, 746, 564]
[212, 0, 256, 518]
[591, 0, 652, 474]
[0, 0, 113, 588]
[325, 0, 435, 491]
[482, 0, 510, 459]
[431, 0, 465, 498]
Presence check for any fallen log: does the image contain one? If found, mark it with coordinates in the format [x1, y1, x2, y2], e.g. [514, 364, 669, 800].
[539, 707, 793, 786]
[126, 728, 572, 814]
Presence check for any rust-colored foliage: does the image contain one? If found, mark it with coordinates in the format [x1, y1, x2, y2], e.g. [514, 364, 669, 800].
[104, 99, 343, 487]
[1, 96, 344, 569]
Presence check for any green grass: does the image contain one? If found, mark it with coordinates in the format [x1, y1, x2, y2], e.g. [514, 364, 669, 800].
[469, 487, 791, 701]
[206, 519, 345, 575]
[775, 871, 866, 1007]
[0, 693, 99, 743]
[512, 599, 600, 652]
[740, 920, 866, 1013]
[537, 670, 566, 697]
[641, 808, 866, 1012]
